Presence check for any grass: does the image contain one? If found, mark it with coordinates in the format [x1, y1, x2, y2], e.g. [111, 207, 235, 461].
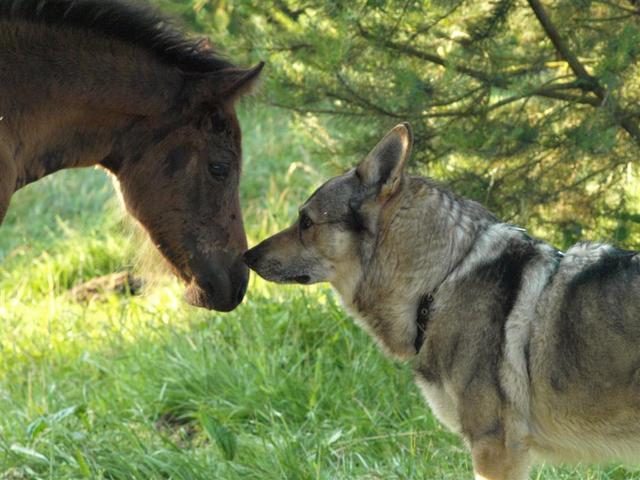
[0, 105, 638, 479]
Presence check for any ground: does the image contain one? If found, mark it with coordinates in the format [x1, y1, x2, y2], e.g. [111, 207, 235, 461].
[0, 106, 637, 479]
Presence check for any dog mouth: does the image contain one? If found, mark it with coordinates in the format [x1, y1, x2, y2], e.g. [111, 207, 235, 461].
[244, 246, 314, 285]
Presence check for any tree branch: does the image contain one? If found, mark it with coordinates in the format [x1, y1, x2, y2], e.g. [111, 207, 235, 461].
[527, 0, 640, 145]
[267, 101, 370, 117]
[486, 82, 598, 111]
[527, 0, 598, 89]
[593, 0, 640, 15]
[335, 74, 403, 117]
[357, 23, 505, 86]
[358, 22, 592, 96]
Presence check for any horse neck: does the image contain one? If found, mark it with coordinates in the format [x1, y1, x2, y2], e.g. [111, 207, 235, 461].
[0, 20, 183, 191]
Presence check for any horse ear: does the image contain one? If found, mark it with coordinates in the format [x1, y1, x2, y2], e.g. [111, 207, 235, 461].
[185, 62, 265, 108]
[217, 62, 265, 101]
[356, 123, 413, 201]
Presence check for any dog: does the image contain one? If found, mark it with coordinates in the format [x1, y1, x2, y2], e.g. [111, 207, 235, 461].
[243, 123, 640, 479]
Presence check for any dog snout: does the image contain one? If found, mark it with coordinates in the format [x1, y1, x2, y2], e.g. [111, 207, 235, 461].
[243, 245, 263, 269]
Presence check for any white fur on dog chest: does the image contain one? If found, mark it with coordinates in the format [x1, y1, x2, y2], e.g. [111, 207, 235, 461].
[414, 375, 462, 434]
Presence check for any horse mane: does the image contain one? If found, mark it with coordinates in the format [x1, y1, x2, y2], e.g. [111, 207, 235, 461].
[0, 0, 235, 73]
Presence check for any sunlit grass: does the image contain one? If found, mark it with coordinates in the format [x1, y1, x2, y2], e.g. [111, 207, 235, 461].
[0, 106, 638, 479]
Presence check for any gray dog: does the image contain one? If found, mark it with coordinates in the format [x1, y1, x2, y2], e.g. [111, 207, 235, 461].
[244, 123, 640, 480]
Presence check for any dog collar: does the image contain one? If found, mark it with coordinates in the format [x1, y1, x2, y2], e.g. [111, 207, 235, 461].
[414, 293, 434, 353]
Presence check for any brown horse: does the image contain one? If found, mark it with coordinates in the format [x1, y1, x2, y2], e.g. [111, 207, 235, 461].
[0, 0, 263, 311]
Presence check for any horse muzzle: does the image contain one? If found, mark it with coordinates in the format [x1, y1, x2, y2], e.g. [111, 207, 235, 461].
[185, 251, 249, 312]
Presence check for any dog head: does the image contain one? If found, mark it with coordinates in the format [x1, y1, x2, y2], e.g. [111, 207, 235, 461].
[244, 123, 413, 300]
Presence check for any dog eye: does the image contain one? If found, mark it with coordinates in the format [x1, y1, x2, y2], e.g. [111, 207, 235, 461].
[208, 162, 230, 179]
[299, 212, 313, 230]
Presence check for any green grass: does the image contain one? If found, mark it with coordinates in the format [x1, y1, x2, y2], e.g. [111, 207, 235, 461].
[0, 105, 638, 479]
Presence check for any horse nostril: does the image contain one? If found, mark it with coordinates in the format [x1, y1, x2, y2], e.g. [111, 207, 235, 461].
[294, 275, 311, 284]
[236, 279, 248, 304]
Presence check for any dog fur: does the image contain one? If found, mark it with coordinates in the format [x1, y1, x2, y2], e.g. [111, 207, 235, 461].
[244, 123, 640, 479]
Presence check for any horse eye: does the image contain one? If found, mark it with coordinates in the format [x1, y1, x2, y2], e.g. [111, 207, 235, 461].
[208, 162, 230, 179]
[299, 212, 313, 230]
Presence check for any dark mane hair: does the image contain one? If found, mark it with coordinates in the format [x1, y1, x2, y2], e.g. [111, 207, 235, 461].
[0, 0, 234, 73]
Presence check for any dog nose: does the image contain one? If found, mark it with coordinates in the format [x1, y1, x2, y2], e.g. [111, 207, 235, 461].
[243, 247, 260, 268]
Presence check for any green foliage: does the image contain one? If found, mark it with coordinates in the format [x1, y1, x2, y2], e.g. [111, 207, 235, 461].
[167, 0, 640, 249]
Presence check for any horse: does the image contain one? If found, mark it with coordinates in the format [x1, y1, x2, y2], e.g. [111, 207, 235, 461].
[0, 0, 263, 312]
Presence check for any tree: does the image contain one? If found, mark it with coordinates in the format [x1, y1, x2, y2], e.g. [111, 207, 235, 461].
[163, 0, 640, 247]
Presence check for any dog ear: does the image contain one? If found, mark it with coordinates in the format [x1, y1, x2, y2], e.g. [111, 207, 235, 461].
[356, 123, 413, 201]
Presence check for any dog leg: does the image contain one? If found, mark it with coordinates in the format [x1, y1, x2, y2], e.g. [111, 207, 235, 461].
[471, 437, 530, 480]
